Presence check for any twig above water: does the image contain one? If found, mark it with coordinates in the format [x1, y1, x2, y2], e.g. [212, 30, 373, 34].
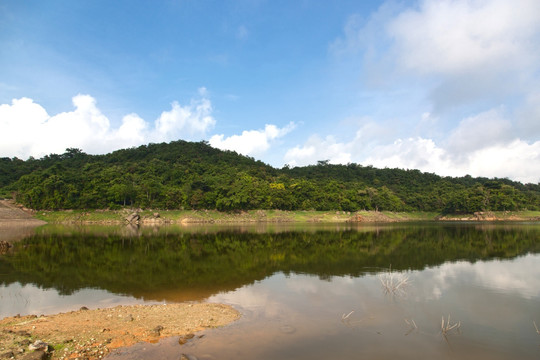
[379, 267, 410, 297]
[342, 311, 354, 320]
[441, 314, 461, 337]
[404, 318, 418, 335]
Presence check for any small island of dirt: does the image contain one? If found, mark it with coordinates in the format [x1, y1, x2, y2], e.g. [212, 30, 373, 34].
[0, 303, 240, 360]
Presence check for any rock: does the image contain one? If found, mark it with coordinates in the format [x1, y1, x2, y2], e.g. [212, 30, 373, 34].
[80, 306, 89, 311]
[28, 340, 48, 351]
[0, 351, 15, 359]
[178, 333, 195, 345]
[20, 350, 47, 360]
[120, 314, 134, 322]
[181, 354, 199, 360]
[125, 213, 140, 224]
[149, 325, 164, 337]
[347, 214, 363, 222]
[153, 212, 160, 218]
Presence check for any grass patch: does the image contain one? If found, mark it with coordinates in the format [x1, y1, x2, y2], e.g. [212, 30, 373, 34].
[28, 208, 540, 224]
[34, 209, 125, 223]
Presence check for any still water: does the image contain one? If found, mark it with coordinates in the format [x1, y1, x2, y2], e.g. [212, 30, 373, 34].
[1, 222, 540, 359]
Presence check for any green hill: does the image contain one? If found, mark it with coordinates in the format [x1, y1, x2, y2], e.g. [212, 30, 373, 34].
[1, 140, 538, 213]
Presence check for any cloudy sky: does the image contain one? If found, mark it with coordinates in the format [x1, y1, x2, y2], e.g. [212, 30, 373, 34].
[1, 0, 539, 183]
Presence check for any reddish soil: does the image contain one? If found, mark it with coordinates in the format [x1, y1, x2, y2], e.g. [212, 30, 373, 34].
[0, 303, 240, 360]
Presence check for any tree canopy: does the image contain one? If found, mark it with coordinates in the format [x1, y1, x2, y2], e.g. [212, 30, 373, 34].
[1, 140, 538, 213]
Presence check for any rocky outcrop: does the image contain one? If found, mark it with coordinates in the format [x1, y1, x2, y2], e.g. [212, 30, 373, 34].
[125, 213, 140, 224]
[473, 212, 497, 221]
[347, 214, 363, 222]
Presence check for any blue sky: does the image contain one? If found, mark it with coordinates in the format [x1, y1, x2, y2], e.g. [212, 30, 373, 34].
[1, 0, 539, 183]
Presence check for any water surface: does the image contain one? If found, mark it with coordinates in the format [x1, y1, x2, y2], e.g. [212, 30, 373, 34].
[1, 222, 539, 359]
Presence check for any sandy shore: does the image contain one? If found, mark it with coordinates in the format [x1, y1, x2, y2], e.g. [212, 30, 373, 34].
[0, 303, 240, 360]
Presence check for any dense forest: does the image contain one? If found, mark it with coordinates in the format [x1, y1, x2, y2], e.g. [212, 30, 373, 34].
[0, 140, 538, 213]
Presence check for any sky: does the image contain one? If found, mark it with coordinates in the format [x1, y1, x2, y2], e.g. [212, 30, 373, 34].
[1, 0, 539, 184]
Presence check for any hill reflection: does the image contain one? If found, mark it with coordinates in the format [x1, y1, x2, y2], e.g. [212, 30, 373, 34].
[0, 223, 538, 302]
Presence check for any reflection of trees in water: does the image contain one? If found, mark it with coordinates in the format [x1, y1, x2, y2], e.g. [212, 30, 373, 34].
[0, 224, 538, 301]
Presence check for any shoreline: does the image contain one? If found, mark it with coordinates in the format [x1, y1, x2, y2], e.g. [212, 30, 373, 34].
[0, 303, 239, 360]
[1, 200, 539, 227]
[33, 209, 540, 225]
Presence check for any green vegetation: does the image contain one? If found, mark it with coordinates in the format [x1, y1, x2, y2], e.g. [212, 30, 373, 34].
[32, 209, 441, 224]
[1, 141, 538, 214]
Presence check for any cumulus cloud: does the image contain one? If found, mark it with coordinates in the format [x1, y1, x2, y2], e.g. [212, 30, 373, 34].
[364, 137, 448, 172]
[516, 92, 540, 138]
[209, 122, 295, 156]
[365, 134, 540, 183]
[284, 135, 352, 167]
[332, 0, 540, 113]
[285, 132, 540, 183]
[331, 0, 540, 82]
[306, 0, 540, 184]
[444, 108, 513, 158]
[0, 92, 215, 159]
[387, 0, 540, 76]
[285, 108, 540, 183]
[153, 98, 215, 139]
[285, 135, 351, 166]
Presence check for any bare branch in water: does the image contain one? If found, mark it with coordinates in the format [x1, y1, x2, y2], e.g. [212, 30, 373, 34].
[342, 311, 354, 320]
[441, 314, 461, 337]
[404, 318, 418, 335]
[379, 267, 410, 297]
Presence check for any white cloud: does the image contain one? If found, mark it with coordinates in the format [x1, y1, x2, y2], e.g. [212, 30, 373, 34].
[112, 113, 148, 145]
[444, 108, 513, 158]
[285, 108, 540, 183]
[209, 122, 295, 156]
[516, 92, 540, 139]
[364, 136, 540, 183]
[364, 137, 448, 172]
[311, 0, 540, 183]
[0, 97, 50, 158]
[0, 92, 215, 159]
[332, 0, 540, 111]
[153, 98, 215, 139]
[284, 135, 352, 167]
[387, 0, 540, 76]
[466, 139, 540, 183]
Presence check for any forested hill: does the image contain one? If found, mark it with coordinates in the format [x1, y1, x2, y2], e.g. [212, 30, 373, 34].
[0, 140, 538, 213]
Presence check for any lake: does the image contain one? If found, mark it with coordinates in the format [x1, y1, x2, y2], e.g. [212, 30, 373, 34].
[1, 222, 540, 359]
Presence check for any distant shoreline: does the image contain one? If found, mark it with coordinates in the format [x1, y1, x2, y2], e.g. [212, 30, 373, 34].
[26, 208, 540, 225]
[2, 200, 539, 226]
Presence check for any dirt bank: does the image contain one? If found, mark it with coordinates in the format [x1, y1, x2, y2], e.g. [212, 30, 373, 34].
[0, 303, 239, 360]
[0, 200, 45, 225]
[0, 200, 46, 244]
[436, 211, 540, 222]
